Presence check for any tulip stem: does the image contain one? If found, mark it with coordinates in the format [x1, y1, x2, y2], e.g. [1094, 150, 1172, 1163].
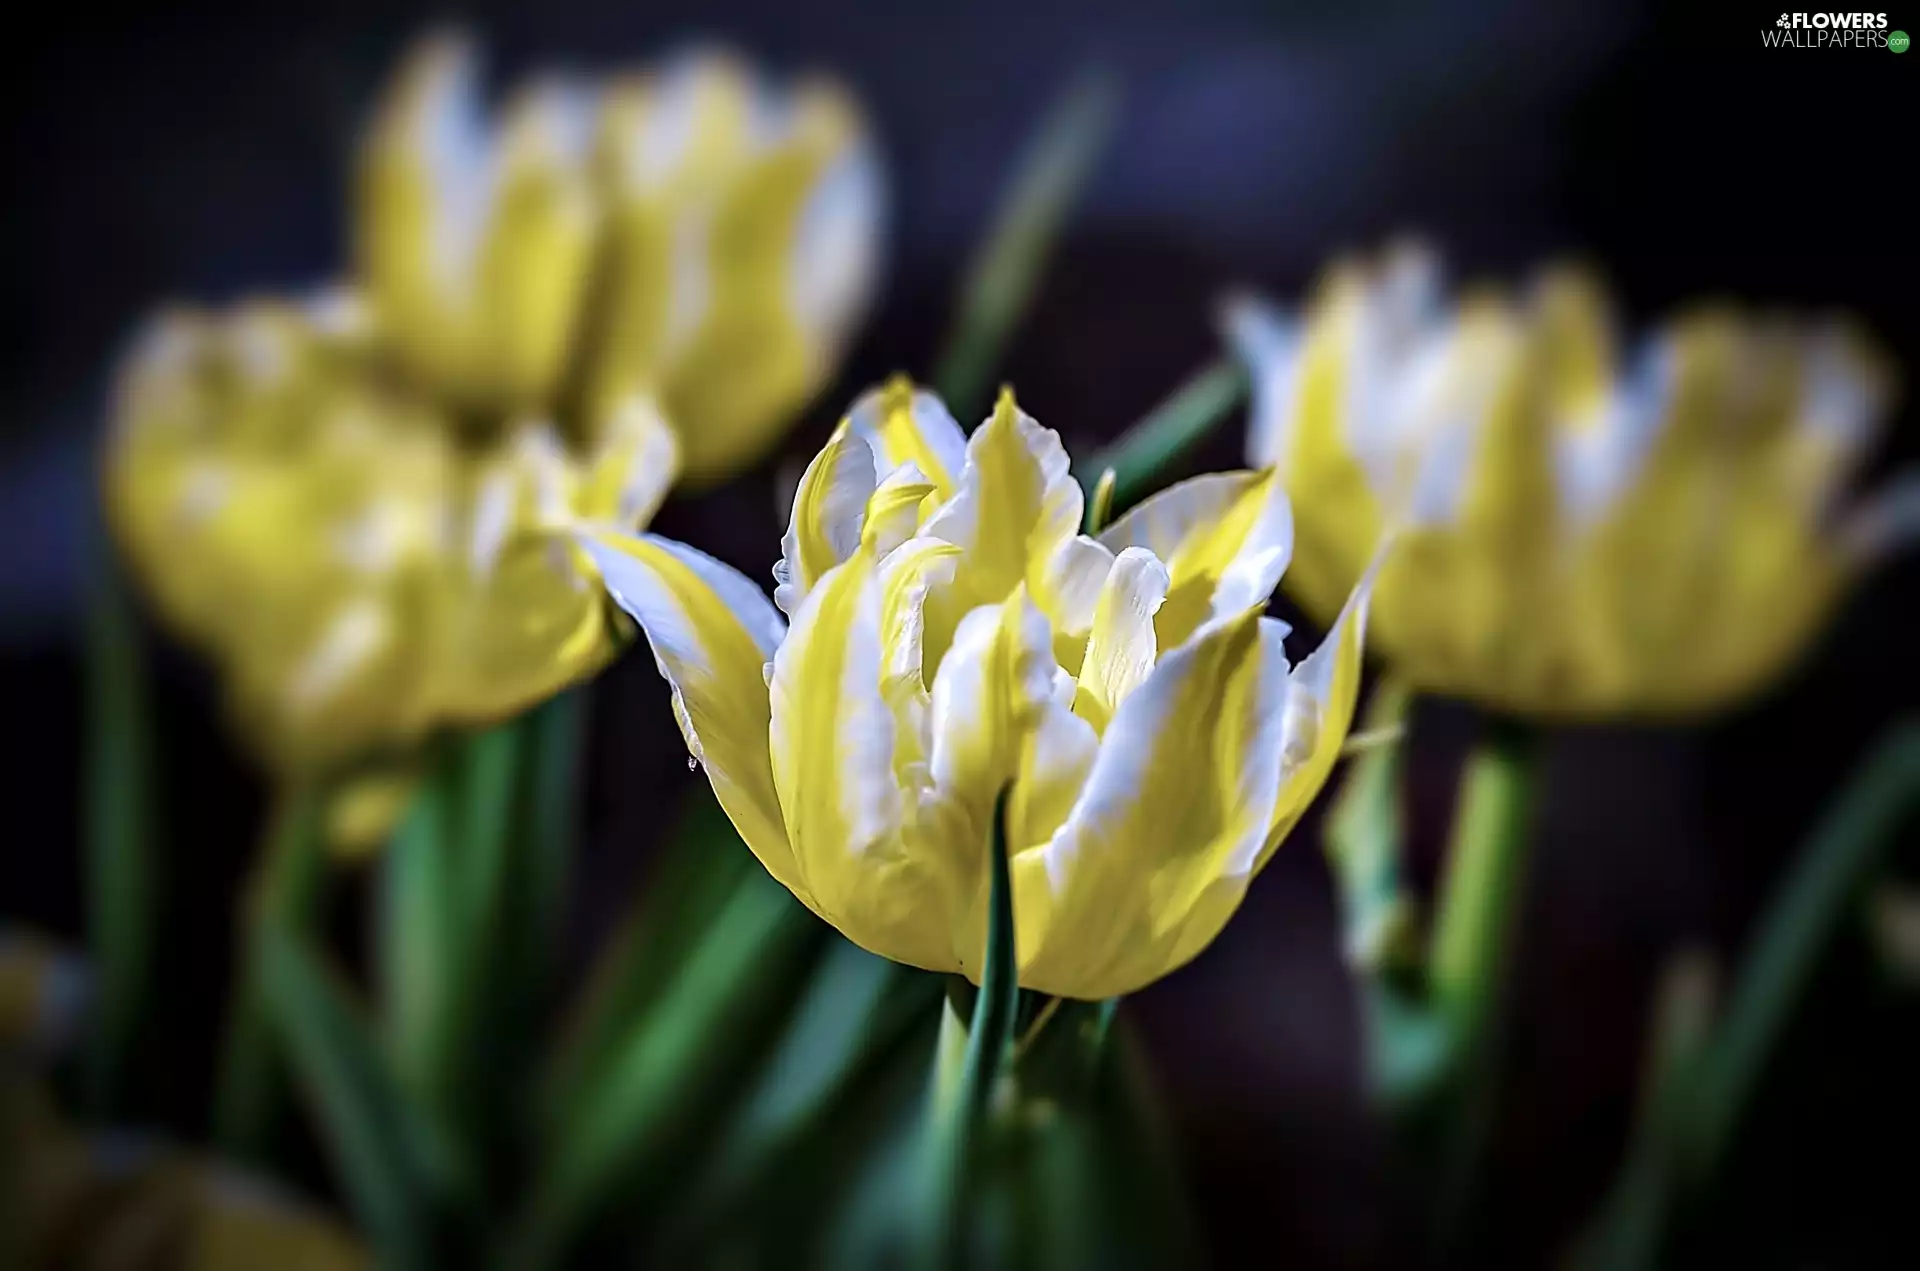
[1427, 717, 1541, 1245]
[933, 68, 1117, 422]
[81, 527, 156, 1121]
[213, 777, 331, 1160]
[1086, 358, 1249, 514]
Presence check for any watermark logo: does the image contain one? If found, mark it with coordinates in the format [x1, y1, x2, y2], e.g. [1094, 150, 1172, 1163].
[1762, 11, 1907, 46]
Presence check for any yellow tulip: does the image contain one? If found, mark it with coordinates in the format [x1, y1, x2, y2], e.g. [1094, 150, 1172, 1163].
[1227, 244, 1899, 718]
[358, 34, 883, 479]
[105, 294, 675, 775]
[583, 380, 1372, 999]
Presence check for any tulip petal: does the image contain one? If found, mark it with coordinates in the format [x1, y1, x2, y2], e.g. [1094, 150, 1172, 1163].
[774, 430, 877, 615]
[579, 530, 810, 907]
[920, 389, 1086, 666]
[1097, 469, 1293, 650]
[924, 590, 1061, 980]
[576, 396, 680, 530]
[769, 546, 961, 970]
[1070, 547, 1171, 734]
[843, 377, 968, 499]
[1258, 564, 1376, 867]
[1013, 607, 1291, 999]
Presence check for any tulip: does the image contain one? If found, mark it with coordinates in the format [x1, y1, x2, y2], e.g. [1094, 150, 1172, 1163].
[358, 34, 884, 480]
[1227, 244, 1901, 718]
[585, 379, 1373, 999]
[104, 294, 674, 775]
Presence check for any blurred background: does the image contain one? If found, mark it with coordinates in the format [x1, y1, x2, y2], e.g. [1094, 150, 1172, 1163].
[3, 1, 1916, 1265]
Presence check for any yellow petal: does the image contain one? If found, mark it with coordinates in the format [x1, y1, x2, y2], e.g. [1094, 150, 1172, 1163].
[769, 544, 957, 969]
[1012, 607, 1290, 999]
[924, 589, 1060, 982]
[580, 530, 812, 909]
[773, 430, 876, 616]
[477, 80, 598, 410]
[862, 465, 939, 559]
[919, 388, 1085, 665]
[1097, 469, 1292, 650]
[1069, 547, 1170, 734]
[574, 396, 680, 530]
[841, 377, 967, 501]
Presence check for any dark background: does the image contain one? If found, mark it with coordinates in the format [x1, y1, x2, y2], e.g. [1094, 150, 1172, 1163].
[3, 1, 1916, 1266]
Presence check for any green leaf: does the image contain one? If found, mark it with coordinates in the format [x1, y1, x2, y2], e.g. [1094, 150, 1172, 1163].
[1567, 950, 1718, 1271]
[932, 67, 1118, 422]
[1083, 357, 1248, 513]
[517, 690, 586, 1005]
[1685, 721, 1920, 1179]
[259, 924, 454, 1271]
[81, 528, 156, 1120]
[918, 787, 1020, 1270]
[654, 952, 942, 1256]
[212, 782, 332, 1160]
[509, 867, 824, 1270]
[535, 783, 755, 1135]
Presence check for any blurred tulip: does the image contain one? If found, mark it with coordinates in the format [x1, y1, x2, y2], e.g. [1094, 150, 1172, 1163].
[1228, 244, 1901, 717]
[359, 34, 884, 481]
[104, 293, 674, 777]
[585, 379, 1372, 999]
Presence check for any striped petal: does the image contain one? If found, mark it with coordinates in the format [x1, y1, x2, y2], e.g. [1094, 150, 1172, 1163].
[1014, 607, 1293, 999]
[1098, 469, 1292, 650]
[924, 589, 1059, 981]
[579, 530, 811, 908]
[774, 429, 876, 615]
[843, 376, 968, 500]
[1070, 547, 1171, 734]
[575, 395, 681, 530]
[768, 544, 961, 970]
[919, 389, 1086, 666]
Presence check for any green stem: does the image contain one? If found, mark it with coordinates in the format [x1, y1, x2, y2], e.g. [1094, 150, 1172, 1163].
[1684, 721, 1920, 1180]
[1430, 721, 1541, 1054]
[81, 531, 155, 1120]
[212, 779, 330, 1158]
[1084, 358, 1249, 513]
[933, 69, 1117, 422]
[1427, 719, 1541, 1245]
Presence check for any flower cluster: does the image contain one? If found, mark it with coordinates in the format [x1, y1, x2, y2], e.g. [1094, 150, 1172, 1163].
[106, 36, 883, 774]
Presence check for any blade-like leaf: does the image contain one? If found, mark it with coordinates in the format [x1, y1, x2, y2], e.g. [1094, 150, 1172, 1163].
[1084, 357, 1249, 513]
[919, 787, 1019, 1270]
[260, 925, 456, 1271]
[81, 529, 156, 1120]
[933, 68, 1118, 422]
[212, 783, 330, 1159]
[509, 868, 824, 1269]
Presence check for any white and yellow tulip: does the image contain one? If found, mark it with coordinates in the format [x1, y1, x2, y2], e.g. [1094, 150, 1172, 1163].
[359, 34, 884, 480]
[1228, 244, 1900, 718]
[105, 293, 675, 776]
[585, 379, 1373, 999]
